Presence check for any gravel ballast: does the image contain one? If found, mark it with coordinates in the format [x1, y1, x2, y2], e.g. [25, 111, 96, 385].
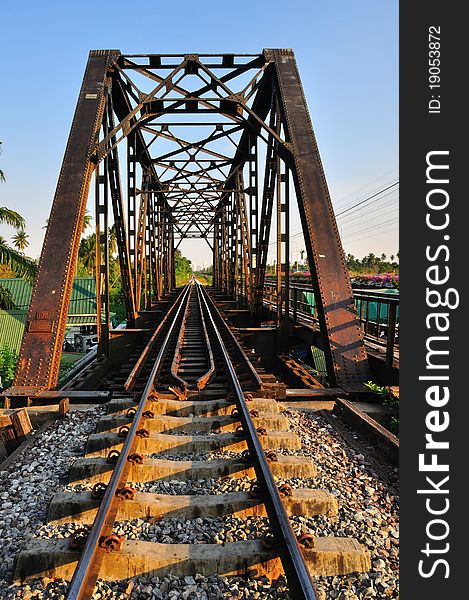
[0, 406, 105, 598]
[1, 404, 398, 600]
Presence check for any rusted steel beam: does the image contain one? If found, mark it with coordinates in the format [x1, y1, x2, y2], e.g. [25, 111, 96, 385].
[95, 144, 111, 356]
[67, 285, 191, 599]
[269, 48, 370, 390]
[9, 50, 120, 395]
[197, 284, 318, 599]
[236, 171, 252, 306]
[105, 101, 137, 324]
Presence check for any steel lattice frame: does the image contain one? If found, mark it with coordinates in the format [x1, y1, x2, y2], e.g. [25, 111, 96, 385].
[8, 49, 370, 395]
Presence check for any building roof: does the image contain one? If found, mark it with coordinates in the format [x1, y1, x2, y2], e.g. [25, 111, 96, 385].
[0, 277, 97, 314]
[0, 277, 98, 353]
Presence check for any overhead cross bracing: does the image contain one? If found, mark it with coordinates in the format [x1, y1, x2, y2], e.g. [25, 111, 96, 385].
[101, 53, 275, 246]
[7, 49, 370, 396]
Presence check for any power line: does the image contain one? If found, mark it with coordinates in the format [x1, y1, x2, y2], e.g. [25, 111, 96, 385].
[339, 203, 399, 231]
[338, 203, 398, 229]
[342, 224, 399, 246]
[331, 169, 399, 210]
[335, 181, 399, 218]
[337, 191, 398, 224]
[342, 217, 399, 241]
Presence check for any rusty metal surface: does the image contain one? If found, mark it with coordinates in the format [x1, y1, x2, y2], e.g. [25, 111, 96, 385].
[8, 50, 373, 397]
[10, 50, 120, 394]
[124, 290, 187, 391]
[270, 49, 370, 390]
[67, 285, 190, 599]
[198, 283, 318, 599]
[195, 283, 216, 390]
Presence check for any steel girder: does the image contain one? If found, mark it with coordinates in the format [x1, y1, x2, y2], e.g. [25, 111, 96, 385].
[8, 49, 369, 395]
[269, 49, 370, 389]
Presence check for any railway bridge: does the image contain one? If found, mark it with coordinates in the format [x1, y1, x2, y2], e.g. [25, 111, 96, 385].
[6, 48, 371, 399]
[0, 50, 399, 600]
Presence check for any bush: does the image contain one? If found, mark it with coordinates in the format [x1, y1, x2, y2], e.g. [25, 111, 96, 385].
[0, 345, 18, 391]
[364, 380, 399, 436]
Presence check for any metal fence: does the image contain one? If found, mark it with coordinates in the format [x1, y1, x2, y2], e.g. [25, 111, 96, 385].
[263, 280, 399, 377]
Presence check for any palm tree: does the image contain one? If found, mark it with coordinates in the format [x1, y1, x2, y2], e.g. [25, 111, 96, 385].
[109, 224, 117, 256]
[43, 207, 92, 232]
[0, 191, 37, 310]
[82, 208, 92, 233]
[0, 237, 36, 282]
[0, 207, 24, 229]
[78, 233, 96, 274]
[12, 229, 30, 252]
[0, 209, 36, 281]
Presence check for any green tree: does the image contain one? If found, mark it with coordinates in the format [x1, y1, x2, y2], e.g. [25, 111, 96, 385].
[12, 229, 30, 252]
[0, 144, 37, 309]
[77, 233, 96, 274]
[82, 208, 92, 232]
[0, 346, 18, 390]
[175, 249, 192, 286]
[0, 209, 37, 283]
[109, 224, 117, 256]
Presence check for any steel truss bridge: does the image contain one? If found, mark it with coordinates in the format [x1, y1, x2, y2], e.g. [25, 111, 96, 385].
[7, 49, 370, 397]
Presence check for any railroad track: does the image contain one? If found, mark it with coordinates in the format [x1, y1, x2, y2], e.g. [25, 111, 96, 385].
[14, 280, 370, 599]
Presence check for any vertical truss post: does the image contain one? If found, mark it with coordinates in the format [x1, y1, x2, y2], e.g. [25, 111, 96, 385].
[105, 103, 136, 326]
[228, 196, 236, 298]
[147, 194, 157, 305]
[221, 204, 229, 294]
[144, 191, 152, 308]
[233, 191, 240, 302]
[156, 202, 163, 299]
[236, 170, 252, 309]
[280, 164, 290, 350]
[212, 218, 219, 289]
[248, 135, 258, 310]
[170, 223, 176, 289]
[135, 176, 149, 309]
[254, 106, 279, 314]
[276, 151, 282, 328]
[162, 208, 171, 295]
[160, 207, 166, 295]
[127, 131, 137, 289]
[95, 152, 110, 355]
[237, 196, 242, 303]
[270, 48, 370, 389]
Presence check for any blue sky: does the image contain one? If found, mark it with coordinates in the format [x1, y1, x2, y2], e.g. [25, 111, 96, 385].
[0, 0, 398, 269]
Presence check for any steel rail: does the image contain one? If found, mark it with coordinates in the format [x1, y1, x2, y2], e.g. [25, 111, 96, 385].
[194, 282, 216, 390]
[67, 283, 191, 600]
[170, 281, 216, 391]
[197, 282, 318, 600]
[206, 295, 263, 391]
[170, 285, 192, 390]
[124, 289, 187, 391]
